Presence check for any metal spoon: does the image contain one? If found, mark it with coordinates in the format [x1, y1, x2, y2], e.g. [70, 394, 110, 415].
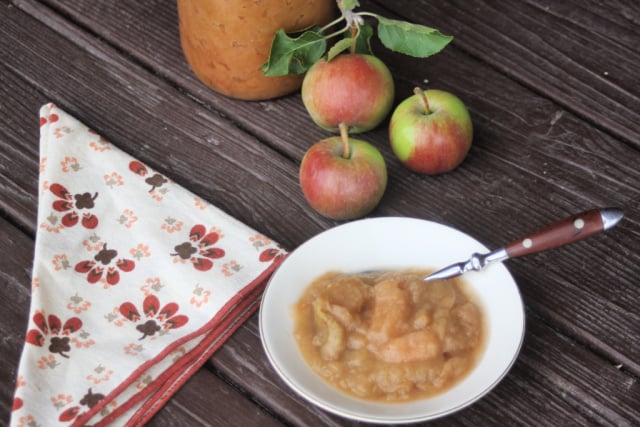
[423, 207, 624, 282]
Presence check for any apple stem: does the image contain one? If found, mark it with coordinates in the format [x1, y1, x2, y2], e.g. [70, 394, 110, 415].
[349, 26, 358, 54]
[414, 87, 430, 114]
[339, 122, 350, 159]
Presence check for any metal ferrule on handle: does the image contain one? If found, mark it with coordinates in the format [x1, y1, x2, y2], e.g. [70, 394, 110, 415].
[462, 248, 510, 273]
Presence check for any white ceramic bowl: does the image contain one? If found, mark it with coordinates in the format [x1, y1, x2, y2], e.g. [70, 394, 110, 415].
[260, 217, 525, 423]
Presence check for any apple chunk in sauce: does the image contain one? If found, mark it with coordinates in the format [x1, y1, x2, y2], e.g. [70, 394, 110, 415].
[293, 271, 485, 401]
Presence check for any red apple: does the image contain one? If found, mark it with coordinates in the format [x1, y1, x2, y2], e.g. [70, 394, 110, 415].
[300, 124, 387, 220]
[301, 54, 394, 133]
[389, 88, 473, 174]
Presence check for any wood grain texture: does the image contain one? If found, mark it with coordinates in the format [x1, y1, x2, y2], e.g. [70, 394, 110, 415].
[208, 309, 640, 426]
[24, 0, 640, 375]
[1, 0, 639, 425]
[2, 0, 332, 248]
[147, 367, 284, 427]
[0, 218, 33, 424]
[375, 0, 640, 148]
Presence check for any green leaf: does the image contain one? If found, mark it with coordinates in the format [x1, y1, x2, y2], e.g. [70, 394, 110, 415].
[327, 38, 353, 61]
[339, 0, 360, 13]
[352, 23, 374, 55]
[375, 16, 453, 58]
[261, 28, 327, 76]
[326, 23, 373, 60]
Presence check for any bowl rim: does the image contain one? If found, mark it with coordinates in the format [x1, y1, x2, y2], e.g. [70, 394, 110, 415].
[259, 216, 526, 423]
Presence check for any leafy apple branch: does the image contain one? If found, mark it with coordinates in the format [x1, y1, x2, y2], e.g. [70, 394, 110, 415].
[261, 0, 453, 77]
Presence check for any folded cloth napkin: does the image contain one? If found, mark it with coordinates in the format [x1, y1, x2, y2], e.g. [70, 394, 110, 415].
[10, 104, 286, 426]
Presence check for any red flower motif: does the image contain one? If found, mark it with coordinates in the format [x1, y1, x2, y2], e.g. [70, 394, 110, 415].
[171, 224, 225, 271]
[59, 406, 81, 423]
[119, 295, 189, 340]
[75, 243, 135, 285]
[50, 183, 99, 229]
[58, 388, 104, 423]
[25, 312, 83, 358]
[259, 248, 284, 263]
[12, 397, 23, 412]
[40, 112, 59, 127]
[129, 161, 168, 193]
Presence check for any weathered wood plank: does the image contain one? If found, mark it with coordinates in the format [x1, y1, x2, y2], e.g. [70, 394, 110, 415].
[0, 65, 41, 230]
[2, 1, 639, 426]
[380, 49, 640, 373]
[36, 0, 331, 159]
[2, 1, 331, 248]
[0, 219, 33, 425]
[209, 310, 640, 426]
[374, 0, 640, 148]
[525, 0, 640, 52]
[147, 366, 284, 427]
[24, 0, 640, 376]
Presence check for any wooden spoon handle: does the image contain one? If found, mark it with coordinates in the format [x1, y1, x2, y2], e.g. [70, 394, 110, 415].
[503, 208, 623, 259]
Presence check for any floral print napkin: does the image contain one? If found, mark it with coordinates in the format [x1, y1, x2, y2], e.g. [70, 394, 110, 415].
[10, 103, 285, 426]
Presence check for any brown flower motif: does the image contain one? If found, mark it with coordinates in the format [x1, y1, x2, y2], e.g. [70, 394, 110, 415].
[25, 312, 83, 358]
[50, 183, 99, 229]
[129, 161, 168, 193]
[171, 224, 225, 271]
[58, 388, 105, 423]
[75, 243, 135, 285]
[119, 295, 189, 340]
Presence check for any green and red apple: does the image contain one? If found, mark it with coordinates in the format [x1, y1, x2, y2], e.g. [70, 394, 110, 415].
[299, 124, 387, 220]
[301, 54, 394, 133]
[389, 88, 473, 174]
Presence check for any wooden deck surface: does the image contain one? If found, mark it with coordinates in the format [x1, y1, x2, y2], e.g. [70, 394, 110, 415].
[1, 1, 639, 425]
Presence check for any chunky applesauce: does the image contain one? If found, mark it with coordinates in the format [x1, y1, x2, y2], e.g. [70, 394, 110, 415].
[293, 270, 485, 402]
